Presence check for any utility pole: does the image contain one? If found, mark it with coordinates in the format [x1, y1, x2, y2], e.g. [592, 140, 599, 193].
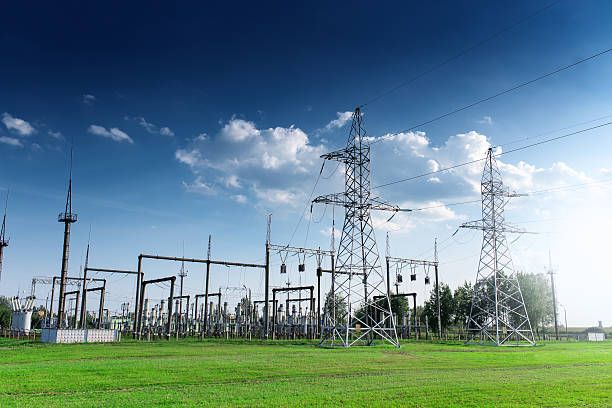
[549, 251, 559, 341]
[0, 190, 9, 283]
[434, 238, 441, 340]
[57, 140, 78, 328]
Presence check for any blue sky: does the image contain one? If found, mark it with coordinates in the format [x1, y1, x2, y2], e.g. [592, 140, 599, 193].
[1, 1, 611, 325]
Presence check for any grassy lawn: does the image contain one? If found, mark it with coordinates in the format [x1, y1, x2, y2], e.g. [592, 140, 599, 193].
[0, 338, 610, 407]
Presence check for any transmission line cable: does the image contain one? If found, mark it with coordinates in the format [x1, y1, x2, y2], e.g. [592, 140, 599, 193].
[358, 0, 561, 108]
[369, 47, 612, 145]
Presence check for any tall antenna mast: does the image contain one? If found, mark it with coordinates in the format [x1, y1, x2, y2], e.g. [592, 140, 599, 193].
[0, 189, 10, 282]
[57, 137, 78, 328]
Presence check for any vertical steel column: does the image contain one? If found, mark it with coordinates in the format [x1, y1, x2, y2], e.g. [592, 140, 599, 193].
[73, 292, 80, 328]
[80, 268, 88, 328]
[167, 277, 175, 339]
[98, 281, 106, 328]
[203, 235, 211, 336]
[317, 266, 322, 335]
[264, 243, 270, 338]
[435, 263, 441, 339]
[549, 252, 559, 341]
[57, 221, 72, 328]
[386, 257, 390, 295]
[49, 278, 56, 327]
[272, 290, 277, 337]
[133, 255, 142, 337]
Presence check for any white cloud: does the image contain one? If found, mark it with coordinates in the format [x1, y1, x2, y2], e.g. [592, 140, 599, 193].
[0, 136, 23, 147]
[175, 149, 204, 168]
[88, 125, 133, 143]
[82, 94, 96, 105]
[223, 175, 241, 189]
[477, 115, 493, 125]
[220, 118, 259, 141]
[176, 116, 327, 209]
[323, 111, 353, 132]
[2, 112, 36, 136]
[182, 176, 215, 195]
[31, 142, 42, 150]
[137, 117, 156, 133]
[128, 116, 175, 137]
[160, 127, 174, 137]
[231, 194, 247, 203]
[48, 130, 64, 140]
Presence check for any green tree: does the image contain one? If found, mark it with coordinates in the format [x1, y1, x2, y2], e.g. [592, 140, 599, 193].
[322, 290, 347, 325]
[0, 296, 11, 328]
[423, 283, 454, 330]
[516, 272, 553, 333]
[453, 281, 473, 328]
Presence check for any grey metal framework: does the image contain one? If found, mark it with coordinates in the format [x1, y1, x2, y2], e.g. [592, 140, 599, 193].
[314, 108, 401, 347]
[460, 148, 535, 346]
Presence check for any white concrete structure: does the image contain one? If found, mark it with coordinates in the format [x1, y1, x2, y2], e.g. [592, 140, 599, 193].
[587, 332, 605, 342]
[41, 328, 120, 343]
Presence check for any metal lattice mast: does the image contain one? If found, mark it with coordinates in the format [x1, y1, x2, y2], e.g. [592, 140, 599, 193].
[461, 148, 535, 345]
[0, 190, 9, 282]
[57, 141, 78, 328]
[314, 108, 400, 347]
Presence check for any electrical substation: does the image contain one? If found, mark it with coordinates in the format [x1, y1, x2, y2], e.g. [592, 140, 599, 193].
[2, 45, 611, 348]
[1, 107, 550, 348]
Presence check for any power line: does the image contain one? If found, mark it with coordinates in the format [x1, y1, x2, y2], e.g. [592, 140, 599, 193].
[358, 1, 561, 108]
[373, 120, 612, 189]
[497, 112, 612, 149]
[369, 47, 612, 145]
[403, 176, 612, 212]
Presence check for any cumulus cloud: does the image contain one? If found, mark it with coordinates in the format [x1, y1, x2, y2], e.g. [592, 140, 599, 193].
[82, 94, 96, 105]
[88, 125, 133, 143]
[0, 136, 23, 147]
[323, 111, 353, 132]
[175, 116, 327, 209]
[2, 112, 36, 136]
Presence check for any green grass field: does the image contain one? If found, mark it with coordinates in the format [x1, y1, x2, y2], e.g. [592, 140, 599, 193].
[0, 338, 610, 407]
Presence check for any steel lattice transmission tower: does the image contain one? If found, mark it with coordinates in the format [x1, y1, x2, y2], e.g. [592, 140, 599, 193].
[314, 108, 400, 347]
[460, 148, 535, 346]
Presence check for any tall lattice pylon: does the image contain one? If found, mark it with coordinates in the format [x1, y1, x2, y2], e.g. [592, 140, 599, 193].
[314, 108, 400, 347]
[460, 148, 535, 346]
